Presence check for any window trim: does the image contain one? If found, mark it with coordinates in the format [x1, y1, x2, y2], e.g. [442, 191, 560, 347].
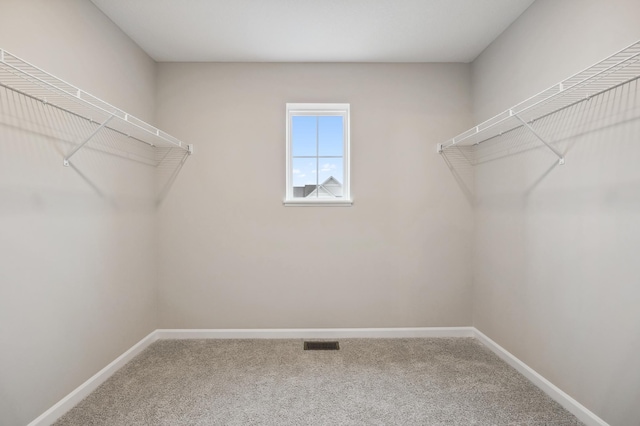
[284, 103, 352, 206]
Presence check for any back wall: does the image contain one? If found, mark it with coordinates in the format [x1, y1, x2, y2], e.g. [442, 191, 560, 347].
[155, 63, 474, 328]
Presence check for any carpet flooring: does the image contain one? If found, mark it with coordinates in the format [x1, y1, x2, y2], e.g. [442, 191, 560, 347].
[54, 338, 582, 425]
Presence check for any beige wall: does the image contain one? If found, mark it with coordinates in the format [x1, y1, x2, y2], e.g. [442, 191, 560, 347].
[471, 1, 640, 424]
[155, 63, 474, 329]
[0, 1, 158, 425]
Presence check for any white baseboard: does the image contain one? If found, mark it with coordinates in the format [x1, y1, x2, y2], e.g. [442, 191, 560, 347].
[155, 327, 475, 340]
[27, 330, 159, 426]
[473, 328, 608, 426]
[28, 327, 471, 424]
[29, 327, 607, 426]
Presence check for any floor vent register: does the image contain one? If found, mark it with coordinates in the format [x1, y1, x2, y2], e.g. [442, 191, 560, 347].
[303, 341, 340, 350]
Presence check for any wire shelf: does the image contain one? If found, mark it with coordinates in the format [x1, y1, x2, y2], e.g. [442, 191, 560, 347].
[439, 40, 640, 156]
[0, 48, 192, 166]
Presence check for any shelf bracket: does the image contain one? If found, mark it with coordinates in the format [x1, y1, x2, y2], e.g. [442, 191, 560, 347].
[63, 115, 114, 167]
[512, 113, 565, 165]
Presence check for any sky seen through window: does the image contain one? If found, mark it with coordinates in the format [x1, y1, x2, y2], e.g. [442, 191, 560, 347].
[291, 115, 344, 188]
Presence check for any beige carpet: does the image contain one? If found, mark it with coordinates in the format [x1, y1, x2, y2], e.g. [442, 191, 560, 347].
[55, 338, 582, 425]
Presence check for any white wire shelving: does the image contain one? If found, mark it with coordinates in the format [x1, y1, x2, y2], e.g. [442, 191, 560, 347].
[438, 40, 640, 165]
[0, 48, 193, 167]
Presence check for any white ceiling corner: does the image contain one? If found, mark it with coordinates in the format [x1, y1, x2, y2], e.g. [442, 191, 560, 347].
[90, 0, 535, 63]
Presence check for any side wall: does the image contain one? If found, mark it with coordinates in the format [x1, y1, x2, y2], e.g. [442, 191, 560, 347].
[471, 1, 640, 424]
[155, 63, 474, 329]
[0, 1, 158, 425]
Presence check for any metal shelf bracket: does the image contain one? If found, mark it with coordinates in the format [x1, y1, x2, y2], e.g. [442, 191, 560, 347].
[512, 112, 565, 165]
[63, 115, 114, 167]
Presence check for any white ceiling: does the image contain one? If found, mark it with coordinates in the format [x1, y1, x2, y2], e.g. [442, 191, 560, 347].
[91, 0, 534, 63]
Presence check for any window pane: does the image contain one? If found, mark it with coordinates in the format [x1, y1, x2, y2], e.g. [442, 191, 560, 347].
[318, 116, 343, 156]
[292, 116, 316, 157]
[317, 158, 344, 198]
[292, 158, 319, 198]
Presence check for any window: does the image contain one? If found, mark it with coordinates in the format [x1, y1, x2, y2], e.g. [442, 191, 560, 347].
[285, 103, 351, 206]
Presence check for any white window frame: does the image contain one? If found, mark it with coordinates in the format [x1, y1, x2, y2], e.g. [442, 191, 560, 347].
[285, 103, 352, 206]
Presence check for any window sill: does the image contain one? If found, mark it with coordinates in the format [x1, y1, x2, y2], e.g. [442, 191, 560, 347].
[283, 199, 353, 207]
